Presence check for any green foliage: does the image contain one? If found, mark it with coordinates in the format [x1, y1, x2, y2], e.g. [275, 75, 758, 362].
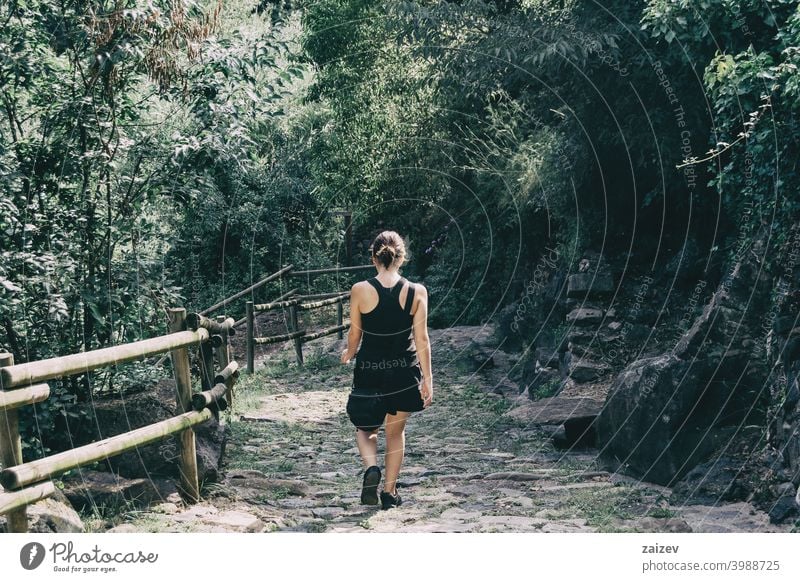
[5, 0, 800, 454]
[0, 0, 299, 454]
[646, 0, 800, 263]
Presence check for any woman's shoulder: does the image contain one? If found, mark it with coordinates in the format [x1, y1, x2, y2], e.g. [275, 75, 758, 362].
[404, 278, 427, 296]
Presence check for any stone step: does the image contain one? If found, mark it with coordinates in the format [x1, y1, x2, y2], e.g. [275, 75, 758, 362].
[505, 396, 606, 425]
[567, 357, 611, 383]
[566, 307, 605, 325]
[567, 273, 614, 298]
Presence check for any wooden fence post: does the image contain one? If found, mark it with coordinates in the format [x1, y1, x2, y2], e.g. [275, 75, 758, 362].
[199, 342, 215, 391]
[289, 305, 304, 366]
[167, 309, 201, 503]
[336, 298, 344, 339]
[246, 301, 255, 374]
[215, 316, 233, 408]
[0, 353, 27, 532]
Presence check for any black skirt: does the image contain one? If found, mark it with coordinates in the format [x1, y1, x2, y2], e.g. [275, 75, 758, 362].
[346, 352, 425, 431]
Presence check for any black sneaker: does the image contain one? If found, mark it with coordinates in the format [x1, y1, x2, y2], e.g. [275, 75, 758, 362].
[360, 466, 381, 505]
[380, 490, 402, 510]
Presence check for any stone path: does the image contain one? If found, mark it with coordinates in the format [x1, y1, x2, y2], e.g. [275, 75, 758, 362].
[106, 324, 790, 533]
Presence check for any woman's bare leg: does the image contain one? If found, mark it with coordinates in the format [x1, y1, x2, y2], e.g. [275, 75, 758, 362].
[356, 428, 380, 468]
[383, 411, 409, 495]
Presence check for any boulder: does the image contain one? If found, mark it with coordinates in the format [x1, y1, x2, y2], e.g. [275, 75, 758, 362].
[567, 273, 614, 298]
[203, 510, 265, 532]
[506, 396, 604, 425]
[194, 420, 228, 484]
[85, 379, 227, 483]
[596, 354, 739, 485]
[24, 488, 83, 533]
[170, 505, 266, 532]
[671, 456, 750, 505]
[769, 495, 799, 524]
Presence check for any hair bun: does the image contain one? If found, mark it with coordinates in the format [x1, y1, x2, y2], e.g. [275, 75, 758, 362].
[370, 230, 406, 268]
[377, 244, 396, 258]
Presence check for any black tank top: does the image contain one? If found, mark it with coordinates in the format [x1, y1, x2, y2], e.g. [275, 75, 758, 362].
[357, 276, 418, 365]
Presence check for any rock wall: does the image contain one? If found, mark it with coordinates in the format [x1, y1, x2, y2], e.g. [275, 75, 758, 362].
[765, 268, 800, 518]
[597, 237, 773, 487]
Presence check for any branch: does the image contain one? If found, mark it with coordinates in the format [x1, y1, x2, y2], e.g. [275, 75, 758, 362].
[675, 95, 772, 170]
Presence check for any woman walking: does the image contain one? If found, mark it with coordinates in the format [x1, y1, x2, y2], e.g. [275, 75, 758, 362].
[340, 230, 433, 510]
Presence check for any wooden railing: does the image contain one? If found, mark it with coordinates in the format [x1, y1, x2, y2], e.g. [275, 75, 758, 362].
[241, 264, 378, 371]
[205, 263, 373, 324]
[0, 262, 373, 532]
[0, 308, 238, 533]
[178, 262, 374, 372]
[152, 263, 373, 369]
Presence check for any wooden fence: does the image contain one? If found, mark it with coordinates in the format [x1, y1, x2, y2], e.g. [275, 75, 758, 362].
[152, 262, 373, 370]
[178, 262, 373, 372]
[241, 264, 378, 371]
[0, 308, 238, 533]
[0, 261, 372, 532]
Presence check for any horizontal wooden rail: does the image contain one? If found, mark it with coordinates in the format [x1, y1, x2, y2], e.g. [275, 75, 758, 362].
[0, 481, 56, 516]
[288, 264, 373, 277]
[254, 329, 306, 345]
[215, 361, 239, 385]
[233, 288, 297, 327]
[253, 297, 303, 312]
[0, 329, 209, 389]
[191, 382, 228, 412]
[299, 321, 351, 343]
[0, 409, 213, 490]
[200, 264, 293, 316]
[253, 319, 352, 346]
[0, 383, 50, 411]
[275, 288, 301, 302]
[187, 314, 236, 336]
[294, 291, 350, 301]
[297, 293, 349, 311]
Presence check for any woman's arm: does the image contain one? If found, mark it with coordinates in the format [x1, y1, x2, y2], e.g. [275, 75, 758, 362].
[341, 283, 363, 363]
[412, 285, 433, 407]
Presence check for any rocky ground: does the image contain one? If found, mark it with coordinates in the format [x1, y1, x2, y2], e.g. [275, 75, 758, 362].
[77, 323, 792, 533]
